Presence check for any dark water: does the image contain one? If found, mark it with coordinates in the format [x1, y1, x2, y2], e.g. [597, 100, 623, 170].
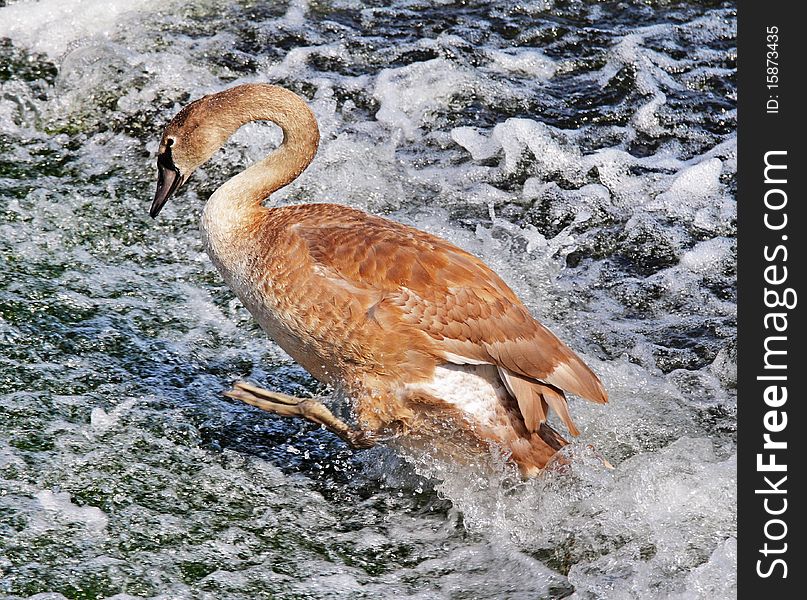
[1, 1, 735, 598]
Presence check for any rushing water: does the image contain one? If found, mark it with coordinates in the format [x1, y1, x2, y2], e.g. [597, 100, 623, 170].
[1, 1, 736, 598]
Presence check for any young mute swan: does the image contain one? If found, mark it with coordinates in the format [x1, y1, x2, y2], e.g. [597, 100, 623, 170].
[150, 83, 608, 476]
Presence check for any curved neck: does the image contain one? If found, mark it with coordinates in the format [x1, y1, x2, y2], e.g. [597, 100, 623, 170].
[209, 84, 320, 209]
[200, 85, 319, 280]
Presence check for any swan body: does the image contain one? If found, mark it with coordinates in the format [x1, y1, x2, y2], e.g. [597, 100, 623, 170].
[150, 83, 607, 475]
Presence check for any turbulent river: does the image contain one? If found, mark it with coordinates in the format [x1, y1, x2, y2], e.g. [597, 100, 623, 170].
[1, 1, 736, 598]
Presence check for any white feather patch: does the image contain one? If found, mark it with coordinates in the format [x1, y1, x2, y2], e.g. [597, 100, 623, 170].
[410, 364, 505, 426]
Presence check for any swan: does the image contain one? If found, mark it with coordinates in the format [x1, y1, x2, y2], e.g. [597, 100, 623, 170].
[149, 83, 608, 476]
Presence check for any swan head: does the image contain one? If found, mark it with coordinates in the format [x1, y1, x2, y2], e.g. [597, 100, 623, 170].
[150, 95, 234, 218]
[150, 83, 319, 217]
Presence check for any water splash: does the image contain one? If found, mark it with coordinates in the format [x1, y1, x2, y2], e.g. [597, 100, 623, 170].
[1, 0, 736, 597]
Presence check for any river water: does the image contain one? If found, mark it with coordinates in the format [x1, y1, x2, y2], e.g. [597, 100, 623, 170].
[1, 1, 736, 598]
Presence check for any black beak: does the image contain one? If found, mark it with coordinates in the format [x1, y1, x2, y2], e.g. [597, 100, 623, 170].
[150, 148, 183, 218]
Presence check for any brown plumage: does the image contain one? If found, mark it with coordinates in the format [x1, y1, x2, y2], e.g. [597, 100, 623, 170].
[150, 83, 608, 476]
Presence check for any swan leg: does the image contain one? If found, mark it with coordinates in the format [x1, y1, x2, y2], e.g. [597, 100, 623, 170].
[224, 380, 375, 449]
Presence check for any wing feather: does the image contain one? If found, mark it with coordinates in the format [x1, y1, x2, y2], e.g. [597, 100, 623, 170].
[286, 204, 607, 434]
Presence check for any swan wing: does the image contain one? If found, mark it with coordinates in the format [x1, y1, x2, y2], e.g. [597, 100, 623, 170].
[290, 205, 607, 433]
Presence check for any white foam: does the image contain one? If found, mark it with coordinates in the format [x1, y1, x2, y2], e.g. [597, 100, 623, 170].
[451, 126, 500, 161]
[0, 0, 164, 58]
[680, 237, 734, 274]
[633, 91, 668, 135]
[560, 440, 736, 598]
[282, 0, 310, 28]
[661, 158, 723, 203]
[453, 117, 585, 186]
[407, 541, 561, 598]
[374, 58, 475, 139]
[486, 48, 557, 79]
[35, 490, 109, 532]
[89, 398, 138, 434]
[672, 537, 737, 599]
[643, 158, 734, 233]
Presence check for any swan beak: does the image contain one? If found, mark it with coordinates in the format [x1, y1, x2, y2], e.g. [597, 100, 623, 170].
[150, 152, 183, 218]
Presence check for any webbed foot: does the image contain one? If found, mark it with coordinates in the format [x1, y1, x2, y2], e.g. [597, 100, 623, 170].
[224, 380, 375, 449]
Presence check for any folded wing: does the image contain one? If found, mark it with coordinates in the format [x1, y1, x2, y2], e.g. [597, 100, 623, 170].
[291, 205, 607, 435]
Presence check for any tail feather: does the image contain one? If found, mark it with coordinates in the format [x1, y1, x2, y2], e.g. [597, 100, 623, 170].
[540, 384, 580, 437]
[544, 357, 608, 405]
[498, 366, 546, 431]
[537, 422, 568, 451]
[498, 366, 583, 436]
